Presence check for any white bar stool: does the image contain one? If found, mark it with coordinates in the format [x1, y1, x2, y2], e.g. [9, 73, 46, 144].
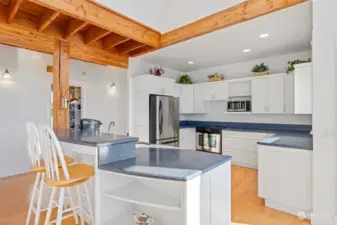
[25, 122, 74, 225]
[39, 126, 95, 225]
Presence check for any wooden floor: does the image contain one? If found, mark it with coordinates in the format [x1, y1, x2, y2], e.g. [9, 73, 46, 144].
[0, 166, 310, 225]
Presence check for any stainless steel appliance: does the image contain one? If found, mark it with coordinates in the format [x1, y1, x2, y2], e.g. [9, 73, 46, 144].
[227, 100, 251, 112]
[196, 127, 222, 154]
[149, 95, 179, 147]
[80, 118, 102, 133]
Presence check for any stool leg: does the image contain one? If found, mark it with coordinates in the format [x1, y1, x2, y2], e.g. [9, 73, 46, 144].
[33, 173, 45, 225]
[84, 183, 94, 225]
[26, 172, 41, 225]
[77, 185, 85, 225]
[66, 187, 79, 224]
[44, 187, 56, 225]
[56, 188, 65, 225]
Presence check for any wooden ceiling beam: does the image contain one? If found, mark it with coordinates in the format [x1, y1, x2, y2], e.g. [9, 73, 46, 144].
[103, 33, 129, 50]
[38, 10, 60, 32]
[28, 0, 161, 47]
[0, 5, 128, 68]
[117, 40, 146, 54]
[64, 19, 88, 39]
[161, 0, 308, 47]
[129, 46, 154, 57]
[84, 26, 110, 45]
[7, 0, 24, 23]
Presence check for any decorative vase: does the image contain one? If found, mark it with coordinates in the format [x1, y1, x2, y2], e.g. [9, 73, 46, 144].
[255, 71, 269, 76]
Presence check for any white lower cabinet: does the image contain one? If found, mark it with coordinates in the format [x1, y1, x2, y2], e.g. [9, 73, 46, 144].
[258, 145, 312, 217]
[222, 130, 272, 169]
[179, 128, 196, 150]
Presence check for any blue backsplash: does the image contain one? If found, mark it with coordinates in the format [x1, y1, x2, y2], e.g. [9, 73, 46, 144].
[180, 120, 312, 132]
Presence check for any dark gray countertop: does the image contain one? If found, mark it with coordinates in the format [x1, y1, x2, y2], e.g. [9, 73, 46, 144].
[257, 132, 313, 150]
[54, 128, 138, 147]
[99, 147, 232, 181]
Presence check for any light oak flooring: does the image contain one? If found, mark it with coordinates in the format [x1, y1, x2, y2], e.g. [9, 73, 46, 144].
[0, 165, 310, 225]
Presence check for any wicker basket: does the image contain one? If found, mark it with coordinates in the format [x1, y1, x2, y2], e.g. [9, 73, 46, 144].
[255, 71, 269, 76]
[208, 76, 224, 82]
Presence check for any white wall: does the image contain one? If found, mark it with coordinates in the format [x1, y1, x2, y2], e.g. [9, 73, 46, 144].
[181, 51, 312, 125]
[311, 0, 337, 224]
[188, 50, 312, 82]
[0, 44, 127, 178]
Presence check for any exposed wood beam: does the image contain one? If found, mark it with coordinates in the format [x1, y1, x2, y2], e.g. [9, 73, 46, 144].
[161, 0, 308, 47]
[7, 0, 24, 23]
[84, 26, 110, 45]
[64, 19, 88, 39]
[129, 46, 154, 58]
[53, 40, 69, 129]
[0, 5, 128, 68]
[38, 10, 60, 32]
[29, 0, 161, 47]
[103, 33, 129, 50]
[117, 40, 146, 54]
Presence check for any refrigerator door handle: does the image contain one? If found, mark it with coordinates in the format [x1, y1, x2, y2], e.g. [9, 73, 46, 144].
[159, 100, 163, 135]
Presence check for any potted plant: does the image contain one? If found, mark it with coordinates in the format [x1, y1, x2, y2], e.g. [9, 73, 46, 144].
[149, 66, 164, 76]
[208, 73, 224, 82]
[286, 58, 311, 73]
[252, 63, 269, 76]
[178, 74, 193, 84]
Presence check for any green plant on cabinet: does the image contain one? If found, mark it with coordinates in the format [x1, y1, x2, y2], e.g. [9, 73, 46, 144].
[286, 58, 312, 73]
[178, 74, 193, 84]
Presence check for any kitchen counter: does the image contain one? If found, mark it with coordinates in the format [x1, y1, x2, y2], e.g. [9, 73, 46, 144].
[99, 147, 232, 181]
[54, 128, 138, 147]
[257, 132, 313, 150]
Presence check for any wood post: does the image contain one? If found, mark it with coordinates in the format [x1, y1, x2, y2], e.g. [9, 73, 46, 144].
[53, 39, 70, 129]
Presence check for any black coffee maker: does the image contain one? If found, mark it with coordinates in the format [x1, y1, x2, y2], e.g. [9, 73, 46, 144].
[80, 118, 102, 133]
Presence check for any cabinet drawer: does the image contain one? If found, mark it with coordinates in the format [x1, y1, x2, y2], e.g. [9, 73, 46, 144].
[246, 152, 258, 166]
[222, 130, 270, 140]
[245, 140, 258, 152]
[222, 149, 245, 164]
[222, 137, 247, 151]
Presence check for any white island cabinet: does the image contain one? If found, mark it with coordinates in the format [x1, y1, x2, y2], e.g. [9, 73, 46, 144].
[258, 144, 312, 217]
[99, 147, 232, 225]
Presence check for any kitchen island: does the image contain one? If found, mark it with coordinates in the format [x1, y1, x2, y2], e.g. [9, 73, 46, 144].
[55, 129, 232, 225]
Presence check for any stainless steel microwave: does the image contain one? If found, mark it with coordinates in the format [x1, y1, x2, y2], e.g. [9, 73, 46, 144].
[227, 100, 251, 112]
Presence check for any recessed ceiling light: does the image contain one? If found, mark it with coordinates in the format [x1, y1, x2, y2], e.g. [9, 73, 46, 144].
[242, 49, 251, 53]
[188, 61, 195, 64]
[259, 33, 269, 38]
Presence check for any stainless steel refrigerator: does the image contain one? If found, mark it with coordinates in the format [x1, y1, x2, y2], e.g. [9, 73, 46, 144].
[149, 95, 179, 147]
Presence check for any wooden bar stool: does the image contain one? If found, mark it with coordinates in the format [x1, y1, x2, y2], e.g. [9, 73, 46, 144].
[39, 126, 95, 225]
[25, 122, 74, 225]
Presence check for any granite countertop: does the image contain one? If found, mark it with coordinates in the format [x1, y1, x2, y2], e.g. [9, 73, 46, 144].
[54, 128, 138, 147]
[99, 147, 232, 181]
[257, 132, 313, 150]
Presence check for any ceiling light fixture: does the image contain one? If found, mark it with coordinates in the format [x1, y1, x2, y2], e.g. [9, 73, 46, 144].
[188, 61, 195, 65]
[2, 69, 11, 79]
[259, 33, 269, 38]
[242, 49, 251, 53]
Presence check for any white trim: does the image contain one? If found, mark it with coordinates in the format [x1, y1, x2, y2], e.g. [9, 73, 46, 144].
[310, 213, 335, 225]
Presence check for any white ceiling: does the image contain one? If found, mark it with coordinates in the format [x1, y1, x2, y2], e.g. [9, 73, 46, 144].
[97, 0, 312, 72]
[97, 0, 244, 33]
[140, 2, 313, 72]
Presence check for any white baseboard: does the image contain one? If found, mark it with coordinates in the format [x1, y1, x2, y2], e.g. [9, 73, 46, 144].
[310, 213, 335, 225]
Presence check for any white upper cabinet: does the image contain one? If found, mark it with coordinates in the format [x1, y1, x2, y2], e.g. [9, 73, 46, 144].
[132, 75, 176, 97]
[252, 78, 268, 113]
[267, 75, 284, 113]
[252, 75, 284, 114]
[179, 85, 194, 114]
[283, 74, 295, 113]
[294, 63, 312, 114]
[203, 82, 228, 101]
[193, 84, 206, 114]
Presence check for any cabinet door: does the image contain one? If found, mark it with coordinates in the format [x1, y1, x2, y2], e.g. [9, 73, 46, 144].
[193, 84, 206, 113]
[283, 74, 295, 113]
[258, 145, 312, 209]
[180, 85, 194, 114]
[252, 78, 268, 113]
[204, 82, 228, 101]
[294, 63, 312, 114]
[267, 75, 284, 113]
[179, 128, 196, 150]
